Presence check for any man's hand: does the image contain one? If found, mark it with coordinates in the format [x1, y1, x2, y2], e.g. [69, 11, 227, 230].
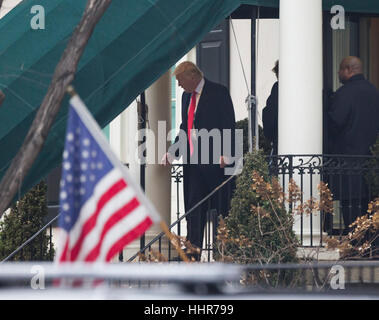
[161, 152, 174, 166]
[220, 156, 231, 168]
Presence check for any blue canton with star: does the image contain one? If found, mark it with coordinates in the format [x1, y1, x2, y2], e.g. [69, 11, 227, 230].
[59, 105, 114, 232]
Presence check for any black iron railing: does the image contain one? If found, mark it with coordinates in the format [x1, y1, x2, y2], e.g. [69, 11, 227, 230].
[267, 154, 379, 245]
[3, 154, 379, 262]
[0, 214, 57, 263]
[129, 154, 379, 260]
[128, 164, 236, 262]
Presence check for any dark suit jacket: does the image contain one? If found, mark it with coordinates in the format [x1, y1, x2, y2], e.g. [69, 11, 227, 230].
[328, 74, 379, 156]
[174, 78, 236, 168]
[172, 78, 236, 213]
[327, 74, 379, 200]
[262, 81, 278, 155]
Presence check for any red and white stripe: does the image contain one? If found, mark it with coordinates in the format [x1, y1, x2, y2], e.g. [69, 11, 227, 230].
[57, 167, 153, 263]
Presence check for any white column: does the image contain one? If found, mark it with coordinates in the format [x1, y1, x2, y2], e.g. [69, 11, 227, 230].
[279, 0, 324, 246]
[145, 71, 172, 249]
[229, 19, 251, 122]
[109, 102, 142, 261]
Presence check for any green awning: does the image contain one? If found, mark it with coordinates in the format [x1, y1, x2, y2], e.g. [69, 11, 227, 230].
[0, 0, 243, 199]
[1, 0, 379, 200]
[322, 0, 379, 13]
[241, 0, 379, 13]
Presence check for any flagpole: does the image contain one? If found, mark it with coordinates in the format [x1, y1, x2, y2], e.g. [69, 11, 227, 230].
[66, 85, 77, 97]
[65, 85, 189, 263]
[159, 221, 189, 263]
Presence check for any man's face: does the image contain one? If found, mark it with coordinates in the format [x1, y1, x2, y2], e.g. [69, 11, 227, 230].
[338, 63, 351, 84]
[176, 72, 197, 93]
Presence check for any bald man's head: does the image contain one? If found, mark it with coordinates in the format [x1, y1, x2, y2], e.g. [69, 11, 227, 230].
[338, 56, 363, 84]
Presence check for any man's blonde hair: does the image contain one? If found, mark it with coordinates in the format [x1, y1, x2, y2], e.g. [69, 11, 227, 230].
[173, 61, 203, 79]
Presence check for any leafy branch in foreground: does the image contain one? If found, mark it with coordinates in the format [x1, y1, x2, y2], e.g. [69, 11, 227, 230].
[326, 198, 379, 259]
[215, 151, 335, 287]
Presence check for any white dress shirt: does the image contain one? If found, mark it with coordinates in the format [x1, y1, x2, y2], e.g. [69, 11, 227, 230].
[188, 77, 205, 125]
[188, 78, 205, 150]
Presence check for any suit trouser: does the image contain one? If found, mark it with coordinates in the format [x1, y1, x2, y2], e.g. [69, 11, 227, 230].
[184, 164, 227, 249]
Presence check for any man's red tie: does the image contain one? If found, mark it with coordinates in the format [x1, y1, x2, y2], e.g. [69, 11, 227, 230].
[187, 92, 197, 156]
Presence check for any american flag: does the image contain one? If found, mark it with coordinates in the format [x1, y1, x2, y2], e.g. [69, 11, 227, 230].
[56, 94, 161, 263]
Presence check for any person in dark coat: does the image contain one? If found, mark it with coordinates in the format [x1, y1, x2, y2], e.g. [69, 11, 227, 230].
[263, 61, 279, 155]
[161, 61, 236, 257]
[328, 56, 379, 230]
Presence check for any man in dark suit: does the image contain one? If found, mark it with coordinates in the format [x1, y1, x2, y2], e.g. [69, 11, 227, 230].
[162, 61, 236, 255]
[263, 60, 279, 155]
[328, 56, 379, 230]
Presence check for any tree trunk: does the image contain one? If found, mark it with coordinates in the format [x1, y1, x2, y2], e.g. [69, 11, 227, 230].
[0, 0, 112, 217]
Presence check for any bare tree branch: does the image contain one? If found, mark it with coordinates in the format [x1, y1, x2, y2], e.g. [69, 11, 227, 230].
[0, 0, 112, 217]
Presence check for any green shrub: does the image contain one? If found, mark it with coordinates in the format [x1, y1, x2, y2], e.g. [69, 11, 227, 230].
[0, 181, 54, 261]
[215, 151, 300, 287]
